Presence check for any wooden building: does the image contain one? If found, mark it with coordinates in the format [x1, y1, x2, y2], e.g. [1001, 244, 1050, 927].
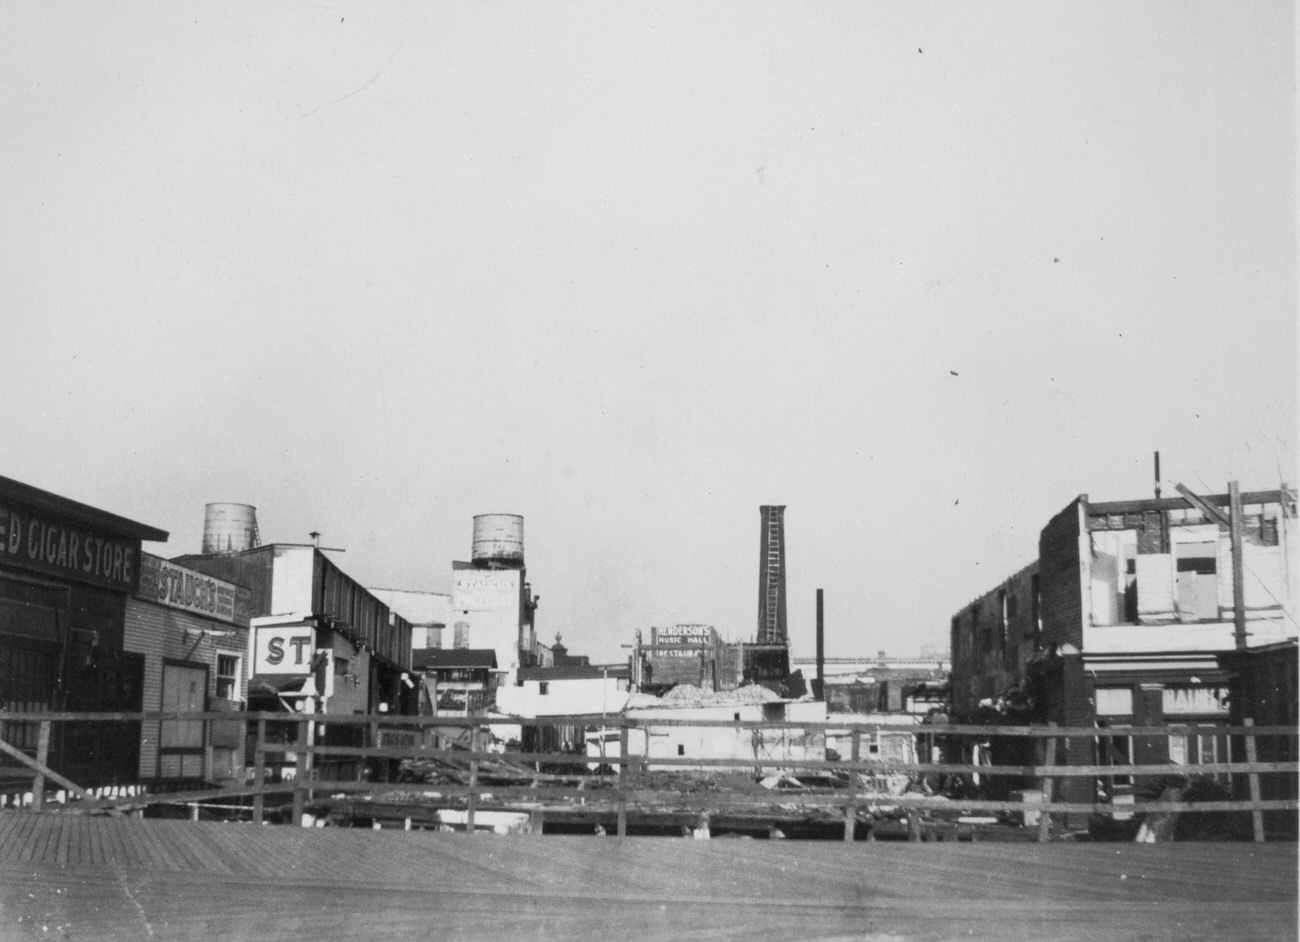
[0, 475, 167, 790]
[412, 647, 498, 716]
[174, 544, 413, 717]
[124, 553, 253, 785]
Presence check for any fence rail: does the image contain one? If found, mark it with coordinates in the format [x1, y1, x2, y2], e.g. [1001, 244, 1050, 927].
[1, 711, 1295, 842]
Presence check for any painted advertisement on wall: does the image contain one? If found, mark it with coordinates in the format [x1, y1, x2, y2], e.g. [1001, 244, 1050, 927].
[452, 569, 520, 612]
[137, 553, 251, 625]
[0, 504, 141, 591]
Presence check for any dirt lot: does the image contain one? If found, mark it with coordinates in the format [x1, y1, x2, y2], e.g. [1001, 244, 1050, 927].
[0, 811, 1295, 942]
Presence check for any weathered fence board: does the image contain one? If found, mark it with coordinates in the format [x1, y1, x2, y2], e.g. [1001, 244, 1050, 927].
[2, 712, 1295, 843]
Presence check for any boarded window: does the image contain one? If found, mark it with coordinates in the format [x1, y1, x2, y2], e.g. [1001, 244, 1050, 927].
[1175, 539, 1219, 621]
[1135, 554, 1174, 620]
[1095, 686, 1133, 716]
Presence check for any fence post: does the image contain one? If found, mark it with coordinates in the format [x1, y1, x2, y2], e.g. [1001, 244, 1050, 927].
[616, 723, 630, 838]
[31, 721, 51, 812]
[1038, 723, 1057, 843]
[358, 719, 371, 783]
[466, 724, 481, 836]
[1243, 718, 1265, 843]
[291, 716, 308, 827]
[843, 728, 861, 842]
[252, 719, 266, 825]
[369, 719, 381, 783]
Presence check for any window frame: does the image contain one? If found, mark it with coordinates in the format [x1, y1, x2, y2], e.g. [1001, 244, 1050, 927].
[215, 653, 241, 701]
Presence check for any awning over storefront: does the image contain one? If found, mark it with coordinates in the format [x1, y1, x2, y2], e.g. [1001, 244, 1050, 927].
[248, 674, 316, 698]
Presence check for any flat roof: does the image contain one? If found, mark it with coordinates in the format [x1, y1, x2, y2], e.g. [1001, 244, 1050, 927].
[519, 664, 631, 682]
[412, 648, 498, 670]
[0, 474, 168, 543]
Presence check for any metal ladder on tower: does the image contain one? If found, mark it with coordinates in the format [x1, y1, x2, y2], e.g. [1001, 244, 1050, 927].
[763, 528, 782, 642]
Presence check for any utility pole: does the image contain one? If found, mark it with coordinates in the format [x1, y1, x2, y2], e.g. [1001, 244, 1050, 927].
[1229, 481, 1247, 650]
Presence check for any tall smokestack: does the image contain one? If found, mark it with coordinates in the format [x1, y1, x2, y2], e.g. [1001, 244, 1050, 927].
[1154, 451, 1161, 499]
[757, 506, 788, 645]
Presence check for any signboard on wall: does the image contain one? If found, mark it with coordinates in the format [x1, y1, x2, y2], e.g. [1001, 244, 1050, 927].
[652, 624, 715, 657]
[252, 623, 316, 675]
[452, 570, 519, 612]
[0, 504, 140, 591]
[137, 553, 247, 624]
[657, 624, 713, 644]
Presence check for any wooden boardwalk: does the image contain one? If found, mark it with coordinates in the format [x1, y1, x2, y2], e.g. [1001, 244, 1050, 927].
[0, 810, 1294, 941]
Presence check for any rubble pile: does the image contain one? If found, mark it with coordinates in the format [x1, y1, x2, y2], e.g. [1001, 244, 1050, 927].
[626, 683, 781, 710]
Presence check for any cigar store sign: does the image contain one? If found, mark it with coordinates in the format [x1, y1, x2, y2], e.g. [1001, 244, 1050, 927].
[0, 505, 139, 591]
[137, 553, 242, 624]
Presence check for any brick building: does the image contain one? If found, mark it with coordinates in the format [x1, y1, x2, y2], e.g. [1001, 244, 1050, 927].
[950, 485, 1296, 811]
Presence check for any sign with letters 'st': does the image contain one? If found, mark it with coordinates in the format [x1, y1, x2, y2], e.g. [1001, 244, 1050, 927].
[252, 623, 315, 675]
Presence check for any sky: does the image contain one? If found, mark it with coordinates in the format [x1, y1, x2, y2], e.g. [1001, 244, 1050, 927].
[2, 2, 1294, 664]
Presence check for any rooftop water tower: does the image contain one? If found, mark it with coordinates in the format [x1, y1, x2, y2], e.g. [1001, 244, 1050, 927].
[202, 502, 260, 555]
[471, 513, 524, 569]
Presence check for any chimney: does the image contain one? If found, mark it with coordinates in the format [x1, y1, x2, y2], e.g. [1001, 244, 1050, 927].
[814, 589, 825, 701]
[757, 505, 788, 645]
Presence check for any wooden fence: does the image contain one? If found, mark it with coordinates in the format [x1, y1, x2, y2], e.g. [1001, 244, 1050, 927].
[0, 712, 1295, 842]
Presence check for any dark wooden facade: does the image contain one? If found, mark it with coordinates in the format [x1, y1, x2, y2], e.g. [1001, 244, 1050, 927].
[0, 475, 167, 789]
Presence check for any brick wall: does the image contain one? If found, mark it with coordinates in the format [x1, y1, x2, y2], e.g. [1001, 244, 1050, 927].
[948, 562, 1038, 717]
[1037, 498, 1085, 653]
[1036, 499, 1096, 815]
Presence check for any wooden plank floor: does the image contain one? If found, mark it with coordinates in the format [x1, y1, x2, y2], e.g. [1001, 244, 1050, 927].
[0, 810, 1294, 941]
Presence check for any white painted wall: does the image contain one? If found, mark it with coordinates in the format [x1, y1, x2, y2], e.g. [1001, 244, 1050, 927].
[624, 700, 828, 770]
[496, 675, 628, 718]
[450, 569, 523, 674]
[270, 546, 316, 615]
[1086, 613, 1293, 653]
